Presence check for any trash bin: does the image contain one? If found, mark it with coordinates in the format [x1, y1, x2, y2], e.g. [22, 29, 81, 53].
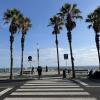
[63, 69, 66, 78]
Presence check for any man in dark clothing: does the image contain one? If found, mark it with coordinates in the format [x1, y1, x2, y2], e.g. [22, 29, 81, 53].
[31, 66, 34, 74]
[37, 66, 42, 79]
[88, 69, 93, 79]
[46, 66, 48, 72]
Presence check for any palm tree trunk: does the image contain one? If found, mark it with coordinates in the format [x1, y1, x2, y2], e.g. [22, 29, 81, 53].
[95, 34, 100, 70]
[10, 35, 14, 80]
[20, 47, 24, 75]
[67, 31, 75, 78]
[99, 53, 100, 70]
[69, 41, 75, 78]
[55, 34, 60, 75]
[20, 37, 24, 76]
[97, 49, 100, 70]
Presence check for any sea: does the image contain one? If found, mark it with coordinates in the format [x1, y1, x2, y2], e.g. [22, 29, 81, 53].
[0, 66, 99, 73]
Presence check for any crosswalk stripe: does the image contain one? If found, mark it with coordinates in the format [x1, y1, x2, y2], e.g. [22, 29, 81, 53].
[16, 88, 84, 92]
[11, 92, 90, 95]
[20, 85, 80, 88]
[26, 82, 73, 83]
[4, 79, 97, 100]
[4, 97, 97, 100]
[26, 81, 73, 84]
[23, 83, 77, 86]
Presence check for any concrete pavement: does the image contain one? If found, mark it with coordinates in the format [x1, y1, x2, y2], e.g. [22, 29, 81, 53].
[2, 77, 97, 100]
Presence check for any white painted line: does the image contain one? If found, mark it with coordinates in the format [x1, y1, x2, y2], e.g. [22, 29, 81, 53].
[11, 92, 90, 95]
[74, 80, 88, 86]
[26, 80, 72, 82]
[20, 85, 80, 88]
[26, 81, 73, 84]
[86, 86, 100, 87]
[23, 83, 77, 86]
[16, 88, 84, 91]
[4, 97, 97, 100]
[27, 81, 57, 83]
[0, 88, 12, 96]
[74, 80, 100, 88]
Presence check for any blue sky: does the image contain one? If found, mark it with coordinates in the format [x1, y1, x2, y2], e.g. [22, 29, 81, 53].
[0, 0, 100, 68]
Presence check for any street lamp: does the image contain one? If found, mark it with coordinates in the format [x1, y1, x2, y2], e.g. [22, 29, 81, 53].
[37, 43, 39, 67]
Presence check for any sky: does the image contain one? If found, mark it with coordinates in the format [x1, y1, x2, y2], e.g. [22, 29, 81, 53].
[0, 0, 100, 68]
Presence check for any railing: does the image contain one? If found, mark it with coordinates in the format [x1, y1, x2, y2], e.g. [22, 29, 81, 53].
[66, 69, 89, 77]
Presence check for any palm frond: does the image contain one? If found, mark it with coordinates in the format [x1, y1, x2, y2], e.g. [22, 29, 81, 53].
[73, 15, 83, 19]
[88, 25, 92, 29]
[3, 8, 23, 34]
[20, 16, 32, 34]
[48, 15, 63, 34]
[86, 6, 100, 33]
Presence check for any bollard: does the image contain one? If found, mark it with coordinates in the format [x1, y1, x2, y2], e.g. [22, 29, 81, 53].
[63, 69, 66, 78]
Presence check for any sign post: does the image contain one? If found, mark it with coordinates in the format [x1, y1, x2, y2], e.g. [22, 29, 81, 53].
[28, 56, 32, 76]
[64, 54, 68, 67]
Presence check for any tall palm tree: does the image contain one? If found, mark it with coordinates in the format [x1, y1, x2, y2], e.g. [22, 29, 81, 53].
[58, 3, 82, 78]
[48, 15, 63, 75]
[86, 6, 100, 70]
[20, 17, 32, 76]
[3, 8, 22, 79]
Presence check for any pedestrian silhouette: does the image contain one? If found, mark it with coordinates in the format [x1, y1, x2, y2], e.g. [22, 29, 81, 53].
[31, 66, 34, 74]
[37, 66, 42, 79]
[88, 69, 93, 78]
[46, 65, 48, 72]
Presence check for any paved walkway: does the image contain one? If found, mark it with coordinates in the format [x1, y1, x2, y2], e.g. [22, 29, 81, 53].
[4, 77, 97, 100]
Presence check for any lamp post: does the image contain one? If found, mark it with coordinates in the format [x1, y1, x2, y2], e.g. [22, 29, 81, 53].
[37, 43, 39, 67]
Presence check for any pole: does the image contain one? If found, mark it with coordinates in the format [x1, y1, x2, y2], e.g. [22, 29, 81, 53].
[29, 61, 31, 76]
[37, 43, 39, 67]
[66, 60, 67, 68]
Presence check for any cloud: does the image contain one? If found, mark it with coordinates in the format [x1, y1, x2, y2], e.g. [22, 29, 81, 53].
[73, 46, 98, 66]
[37, 46, 99, 67]
[0, 46, 99, 68]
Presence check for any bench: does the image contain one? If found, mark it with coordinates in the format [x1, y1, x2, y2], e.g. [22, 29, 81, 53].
[23, 70, 31, 74]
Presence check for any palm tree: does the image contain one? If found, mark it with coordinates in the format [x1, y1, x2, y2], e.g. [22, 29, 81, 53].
[86, 6, 100, 70]
[58, 3, 82, 78]
[19, 16, 32, 76]
[48, 15, 63, 75]
[3, 8, 22, 79]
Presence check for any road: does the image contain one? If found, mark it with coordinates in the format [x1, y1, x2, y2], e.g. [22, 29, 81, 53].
[0, 77, 99, 100]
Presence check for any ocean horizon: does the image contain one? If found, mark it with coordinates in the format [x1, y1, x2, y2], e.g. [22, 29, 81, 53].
[0, 65, 99, 73]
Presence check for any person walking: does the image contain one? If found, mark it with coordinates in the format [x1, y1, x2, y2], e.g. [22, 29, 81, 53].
[31, 66, 34, 74]
[37, 66, 42, 79]
[46, 65, 48, 72]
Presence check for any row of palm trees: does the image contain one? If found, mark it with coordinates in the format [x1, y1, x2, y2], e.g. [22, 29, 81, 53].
[49, 3, 100, 78]
[2, 3, 100, 79]
[3, 8, 32, 79]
